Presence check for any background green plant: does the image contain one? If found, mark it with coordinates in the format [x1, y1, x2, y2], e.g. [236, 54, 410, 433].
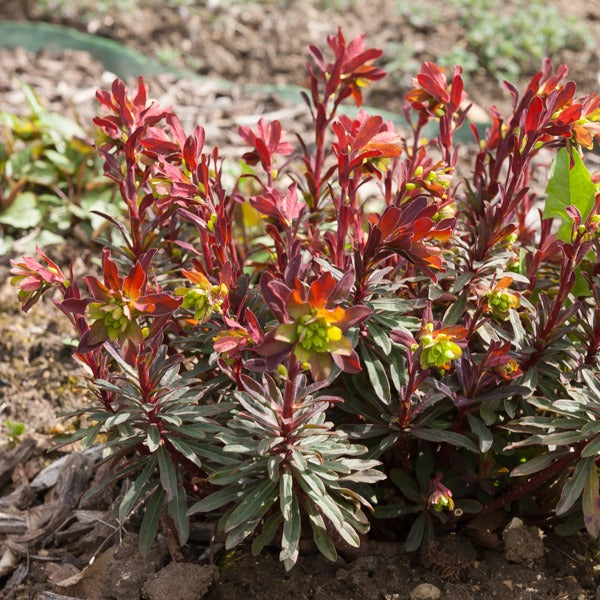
[445, 0, 590, 81]
[390, 0, 591, 82]
[0, 86, 120, 254]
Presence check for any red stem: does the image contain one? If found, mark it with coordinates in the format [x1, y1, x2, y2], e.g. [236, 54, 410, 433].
[480, 442, 585, 515]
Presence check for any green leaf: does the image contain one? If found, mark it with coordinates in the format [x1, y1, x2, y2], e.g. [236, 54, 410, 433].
[44, 148, 76, 173]
[388, 348, 407, 391]
[544, 147, 595, 242]
[138, 487, 165, 557]
[224, 480, 277, 531]
[145, 425, 160, 453]
[165, 435, 203, 469]
[362, 347, 391, 405]
[556, 457, 593, 515]
[188, 486, 245, 515]
[251, 512, 283, 556]
[373, 504, 422, 519]
[38, 111, 86, 141]
[306, 499, 337, 562]
[416, 449, 435, 492]
[511, 453, 565, 478]
[280, 494, 301, 570]
[443, 290, 467, 325]
[367, 322, 392, 354]
[0, 192, 42, 229]
[466, 414, 493, 452]
[157, 445, 179, 501]
[452, 271, 474, 294]
[22, 84, 44, 116]
[539, 431, 584, 446]
[413, 428, 479, 453]
[167, 484, 190, 546]
[104, 412, 132, 429]
[582, 462, 600, 538]
[224, 516, 262, 550]
[582, 436, 600, 458]
[404, 512, 427, 552]
[118, 457, 156, 521]
[280, 469, 293, 520]
[390, 469, 422, 503]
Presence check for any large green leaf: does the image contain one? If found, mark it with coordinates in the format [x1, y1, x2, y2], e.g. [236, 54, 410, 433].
[404, 511, 427, 552]
[544, 147, 595, 242]
[0, 192, 42, 229]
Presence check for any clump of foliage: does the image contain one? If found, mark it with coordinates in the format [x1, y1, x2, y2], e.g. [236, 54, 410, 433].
[3, 419, 25, 447]
[390, 0, 591, 84]
[0, 86, 118, 254]
[11, 30, 600, 568]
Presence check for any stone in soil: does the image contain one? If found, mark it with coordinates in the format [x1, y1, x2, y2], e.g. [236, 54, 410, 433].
[502, 517, 545, 568]
[410, 582, 442, 600]
[143, 562, 219, 600]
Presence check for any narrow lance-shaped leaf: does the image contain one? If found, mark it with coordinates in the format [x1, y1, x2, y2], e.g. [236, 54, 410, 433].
[280, 469, 293, 520]
[139, 487, 165, 557]
[305, 498, 337, 562]
[280, 493, 301, 570]
[251, 512, 284, 556]
[582, 462, 600, 539]
[157, 445, 179, 502]
[188, 486, 245, 515]
[119, 456, 157, 521]
[556, 457, 593, 516]
[168, 484, 190, 546]
[224, 479, 278, 532]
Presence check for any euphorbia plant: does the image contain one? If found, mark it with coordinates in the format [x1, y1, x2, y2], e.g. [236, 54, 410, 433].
[11, 28, 600, 567]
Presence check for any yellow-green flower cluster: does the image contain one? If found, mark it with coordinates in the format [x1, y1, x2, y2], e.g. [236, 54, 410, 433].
[296, 310, 343, 353]
[419, 323, 463, 375]
[180, 282, 227, 324]
[487, 289, 520, 321]
[88, 298, 133, 341]
[431, 489, 454, 512]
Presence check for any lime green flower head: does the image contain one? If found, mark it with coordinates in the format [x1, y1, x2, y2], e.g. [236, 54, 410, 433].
[178, 269, 227, 325]
[486, 276, 520, 321]
[419, 322, 467, 375]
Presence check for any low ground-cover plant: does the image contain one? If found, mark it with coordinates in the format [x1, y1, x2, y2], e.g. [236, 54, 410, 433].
[11, 30, 600, 568]
[390, 0, 591, 84]
[0, 86, 119, 254]
[446, 0, 590, 82]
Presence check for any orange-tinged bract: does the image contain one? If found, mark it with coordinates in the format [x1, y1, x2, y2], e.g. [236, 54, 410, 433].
[258, 272, 370, 380]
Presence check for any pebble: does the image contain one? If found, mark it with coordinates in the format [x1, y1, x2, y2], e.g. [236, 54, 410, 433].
[410, 583, 442, 600]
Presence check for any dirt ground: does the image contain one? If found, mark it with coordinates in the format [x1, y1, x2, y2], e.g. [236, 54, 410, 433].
[1, 1, 600, 598]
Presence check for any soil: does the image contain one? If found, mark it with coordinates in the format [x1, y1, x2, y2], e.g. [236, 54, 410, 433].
[1, 1, 600, 599]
